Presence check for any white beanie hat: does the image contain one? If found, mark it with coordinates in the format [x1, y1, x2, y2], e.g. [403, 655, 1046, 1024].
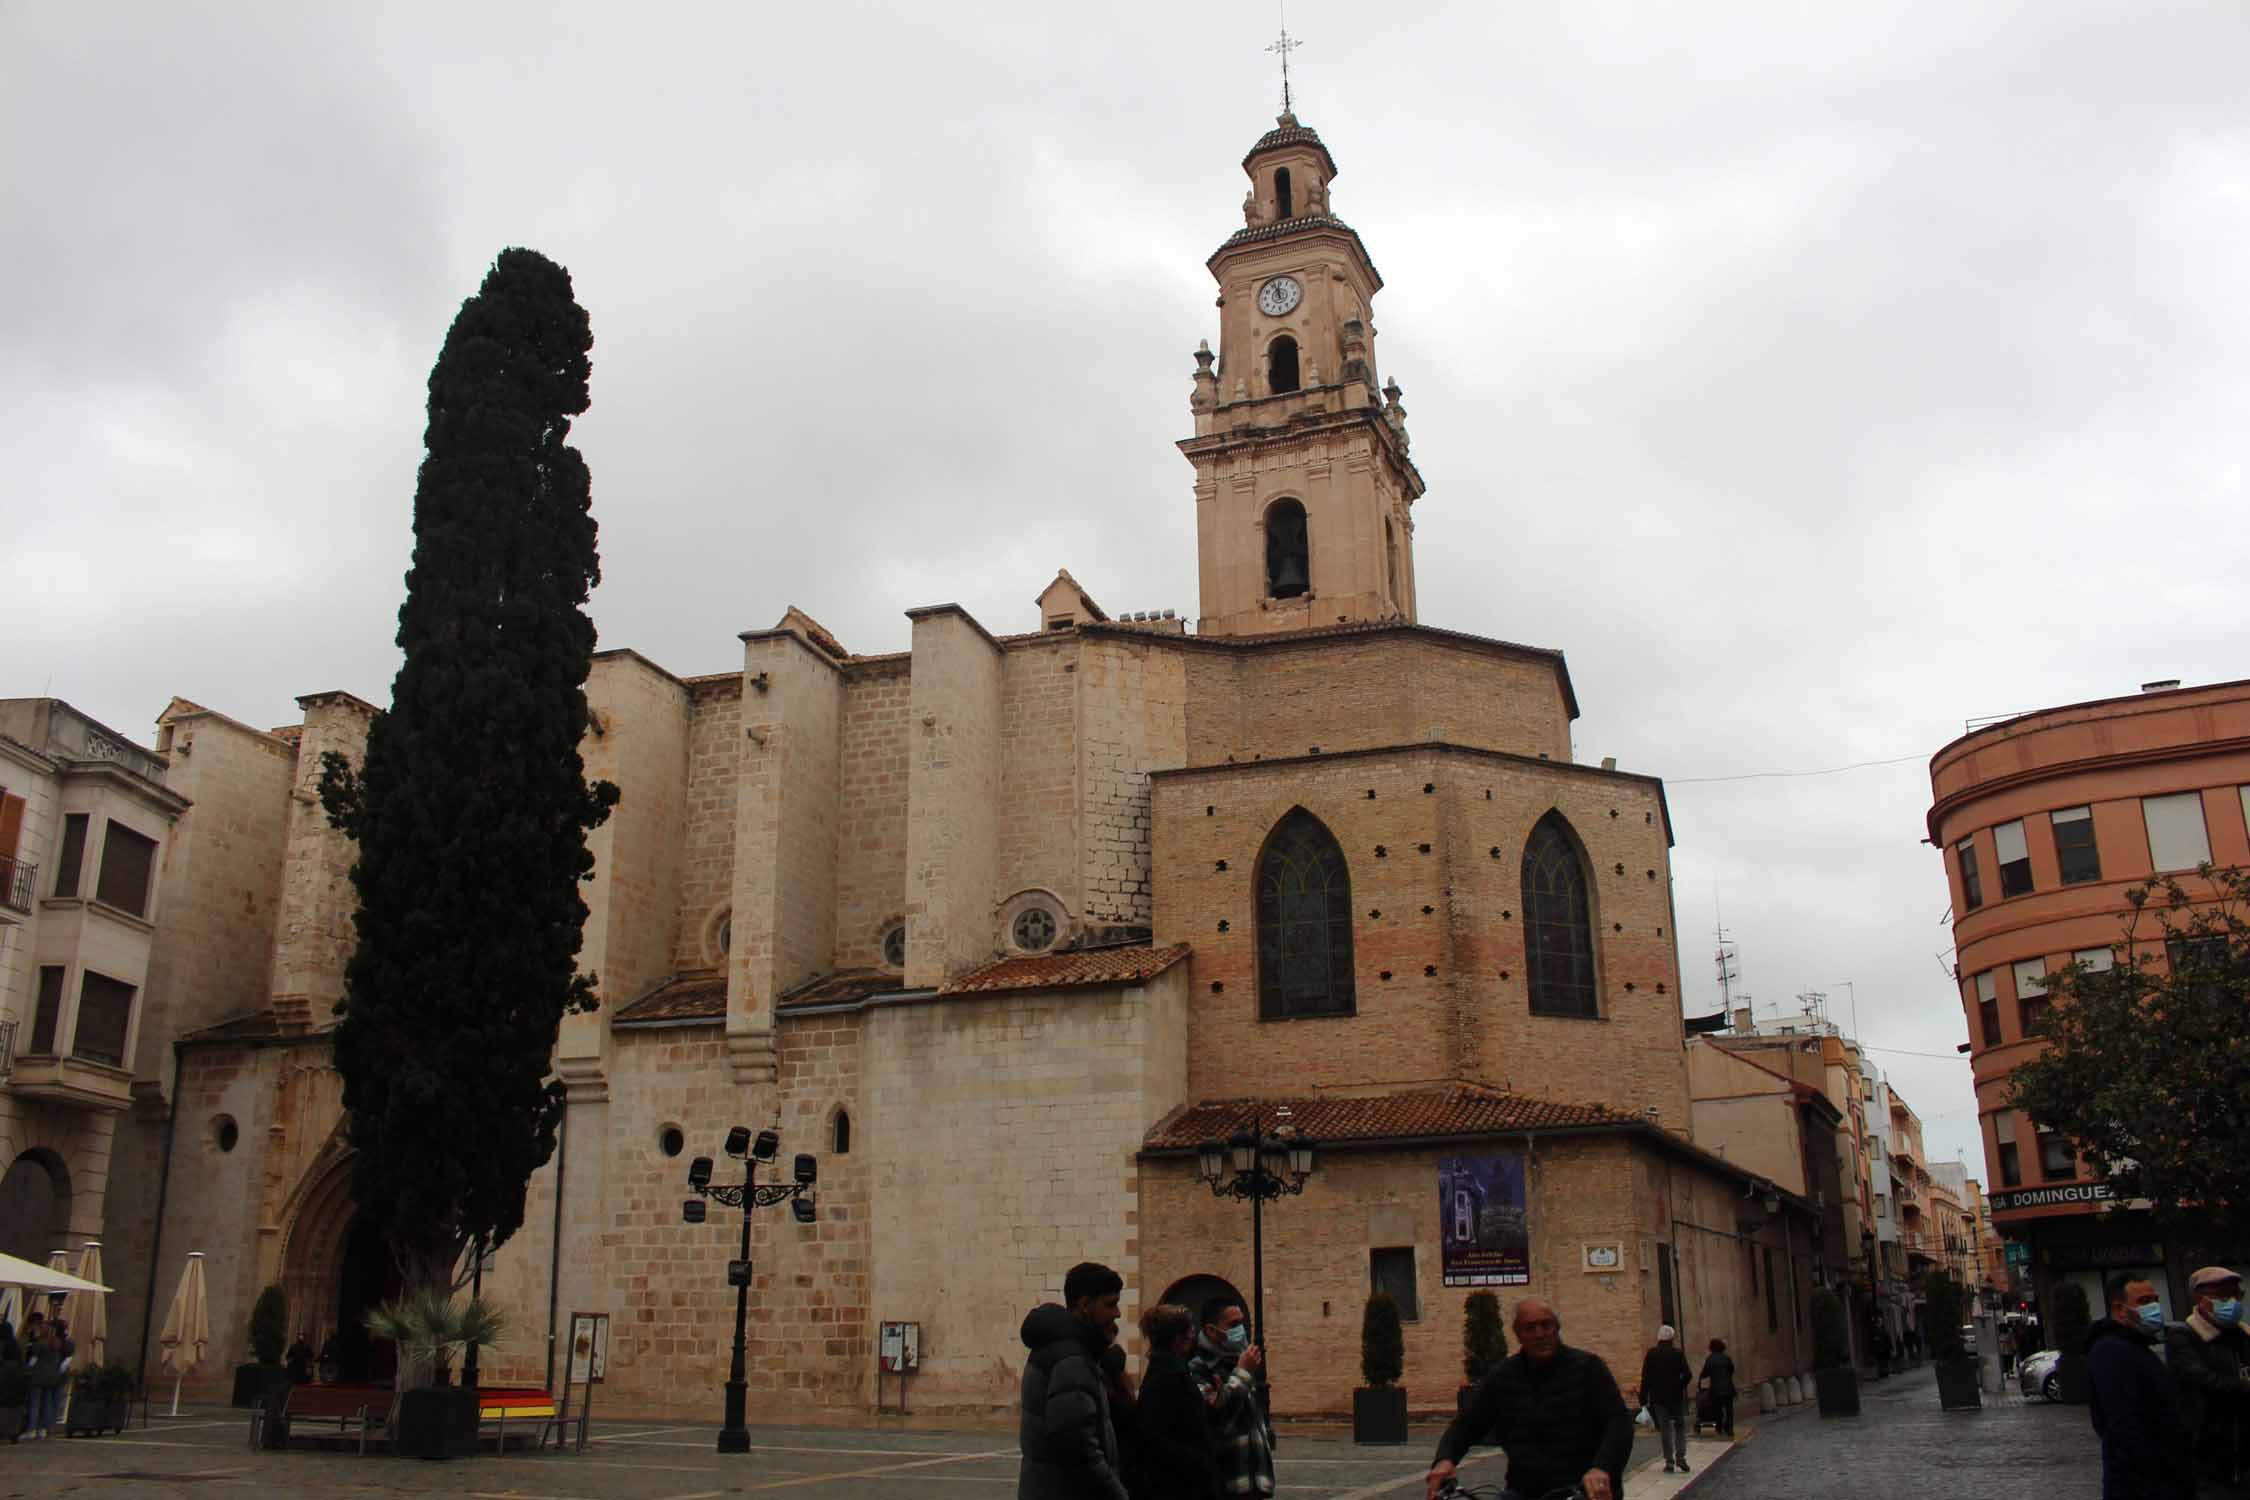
[1658, 1325, 1677, 1341]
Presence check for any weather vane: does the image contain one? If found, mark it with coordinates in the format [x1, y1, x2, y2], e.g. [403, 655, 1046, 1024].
[1267, 5, 1303, 116]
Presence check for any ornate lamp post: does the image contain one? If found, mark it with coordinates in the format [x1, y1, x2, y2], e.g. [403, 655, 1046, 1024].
[682, 1126, 817, 1453]
[1196, 1108, 1315, 1392]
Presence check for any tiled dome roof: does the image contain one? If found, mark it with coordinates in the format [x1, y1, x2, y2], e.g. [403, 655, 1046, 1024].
[1242, 112, 1339, 177]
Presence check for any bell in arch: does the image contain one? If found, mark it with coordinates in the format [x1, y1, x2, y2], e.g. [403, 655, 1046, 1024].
[1266, 499, 1312, 599]
[1269, 551, 1310, 598]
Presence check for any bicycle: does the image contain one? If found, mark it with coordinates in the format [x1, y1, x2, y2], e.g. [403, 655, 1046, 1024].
[1437, 1479, 1591, 1500]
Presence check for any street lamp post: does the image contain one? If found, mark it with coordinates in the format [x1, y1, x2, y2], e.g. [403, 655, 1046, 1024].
[683, 1126, 818, 1454]
[1195, 1108, 1315, 1396]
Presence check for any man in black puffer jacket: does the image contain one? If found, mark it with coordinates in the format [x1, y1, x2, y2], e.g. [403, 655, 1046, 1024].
[1019, 1262, 1130, 1500]
[1428, 1296, 1632, 1500]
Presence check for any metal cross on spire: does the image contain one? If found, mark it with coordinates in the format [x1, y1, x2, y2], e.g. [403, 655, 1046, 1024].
[1266, 6, 1303, 116]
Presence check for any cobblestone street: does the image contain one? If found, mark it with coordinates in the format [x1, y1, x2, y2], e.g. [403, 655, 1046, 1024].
[1692, 1363, 2100, 1500]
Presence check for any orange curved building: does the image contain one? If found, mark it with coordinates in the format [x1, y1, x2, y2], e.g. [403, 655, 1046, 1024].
[1927, 678, 2250, 1319]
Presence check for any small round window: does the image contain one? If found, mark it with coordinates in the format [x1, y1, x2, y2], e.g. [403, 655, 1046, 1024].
[213, 1115, 239, 1153]
[1012, 907, 1058, 952]
[659, 1125, 685, 1158]
[711, 909, 733, 961]
[881, 924, 907, 969]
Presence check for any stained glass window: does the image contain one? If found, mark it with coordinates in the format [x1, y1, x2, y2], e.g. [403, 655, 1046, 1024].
[1522, 812, 1598, 1018]
[1255, 808, 1355, 1019]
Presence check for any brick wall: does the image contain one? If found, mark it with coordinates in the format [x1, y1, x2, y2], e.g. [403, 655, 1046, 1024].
[1078, 637, 1189, 928]
[903, 611, 1003, 986]
[997, 636, 1080, 920]
[833, 664, 911, 967]
[673, 679, 742, 973]
[269, 694, 375, 1033]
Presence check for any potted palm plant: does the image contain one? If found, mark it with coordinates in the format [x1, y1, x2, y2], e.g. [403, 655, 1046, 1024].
[233, 1284, 290, 1408]
[1353, 1292, 1409, 1445]
[1811, 1290, 1859, 1416]
[367, 1288, 507, 1460]
[1458, 1291, 1507, 1416]
[1924, 1273, 1980, 1411]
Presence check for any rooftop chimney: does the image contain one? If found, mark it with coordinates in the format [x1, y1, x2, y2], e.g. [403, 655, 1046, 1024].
[2140, 679, 2181, 693]
[1732, 1007, 1754, 1034]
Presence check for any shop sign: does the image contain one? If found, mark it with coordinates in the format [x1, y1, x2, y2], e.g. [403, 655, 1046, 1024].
[2044, 1242, 2165, 1272]
[1988, 1182, 2115, 1212]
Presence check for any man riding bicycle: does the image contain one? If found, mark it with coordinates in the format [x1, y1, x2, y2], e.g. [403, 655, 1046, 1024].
[1425, 1296, 1633, 1500]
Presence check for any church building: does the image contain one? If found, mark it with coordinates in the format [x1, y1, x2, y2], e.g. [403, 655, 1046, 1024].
[7, 108, 1824, 1418]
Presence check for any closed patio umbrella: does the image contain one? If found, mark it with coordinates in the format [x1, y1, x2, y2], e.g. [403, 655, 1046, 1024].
[158, 1253, 210, 1417]
[74, 1242, 108, 1368]
[49, 1249, 78, 1425]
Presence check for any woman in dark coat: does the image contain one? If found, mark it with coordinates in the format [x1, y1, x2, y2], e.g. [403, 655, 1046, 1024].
[1699, 1337, 1737, 1438]
[1135, 1303, 1223, 1500]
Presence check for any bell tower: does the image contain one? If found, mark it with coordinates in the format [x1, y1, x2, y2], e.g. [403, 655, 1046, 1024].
[1181, 111, 1425, 638]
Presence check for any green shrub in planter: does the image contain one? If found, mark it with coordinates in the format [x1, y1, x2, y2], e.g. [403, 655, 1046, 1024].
[1812, 1290, 1852, 1370]
[1353, 1293, 1410, 1445]
[249, 1285, 289, 1366]
[1923, 1273, 1967, 1361]
[1462, 1291, 1508, 1384]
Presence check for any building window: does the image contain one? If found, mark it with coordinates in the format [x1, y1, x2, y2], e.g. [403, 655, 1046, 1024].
[1955, 839, 1983, 911]
[2073, 945, 2115, 974]
[1275, 166, 1294, 219]
[2013, 959, 2049, 1036]
[1523, 812, 1599, 1018]
[95, 821, 158, 917]
[2051, 806, 2101, 885]
[53, 813, 89, 898]
[1370, 1247, 1418, 1322]
[1012, 906, 1058, 952]
[2166, 935, 2227, 990]
[73, 971, 136, 1067]
[1992, 1110, 2022, 1187]
[833, 1110, 852, 1155]
[881, 924, 907, 970]
[2037, 1127, 2075, 1182]
[1265, 499, 1310, 599]
[2142, 792, 2211, 872]
[213, 1115, 239, 1153]
[1993, 819, 2033, 898]
[1254, 807, 1355, 1020]
[659, 1125, 684, 1157]
[29, 965, 65, 1053]
[1268, 335, 1301, 395]
[1971, 971, 2000, 1047]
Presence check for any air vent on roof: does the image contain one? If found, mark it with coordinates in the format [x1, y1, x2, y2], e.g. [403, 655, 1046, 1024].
[2140, 679, 2181, 693]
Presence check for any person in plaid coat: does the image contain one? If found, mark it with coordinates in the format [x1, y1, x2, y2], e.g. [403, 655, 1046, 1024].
[1188, 1298, 1274, 1499]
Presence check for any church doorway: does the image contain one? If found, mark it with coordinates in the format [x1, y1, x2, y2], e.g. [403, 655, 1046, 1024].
[332, 1211, 400, 1383]
[1160, 1273, 1247, 1327]
[0, 1149, 71, 1266]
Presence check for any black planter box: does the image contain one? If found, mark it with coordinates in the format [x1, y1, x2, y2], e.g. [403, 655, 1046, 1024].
[232, 1363, 285, 1409]
[1935, 1356, 1982, 1411]
[66, 1399, 132, 1437]
[1814, 1366, 1860, 1417]
[396, 1385, 479, 1460]
[1352, 1386, 1409, 1446]
[2056, 1352, 2091, 1406]
[1, 1404, 23, 1442]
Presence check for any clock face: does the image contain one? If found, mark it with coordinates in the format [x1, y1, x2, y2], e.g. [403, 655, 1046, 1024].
[1257, 276, 1303, 317]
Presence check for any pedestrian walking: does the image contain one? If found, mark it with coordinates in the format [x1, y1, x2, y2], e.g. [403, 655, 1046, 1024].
[285, 1331, 314, 1385]
[1136, 1303, 1222, 1500]
[2087, 1273, 2194, 1500]
[1637, 1325, 1693, 1474]
[1699, 1338, 1737, 1438]
[1426, 1296, 1632, 1500]
[1870, 1322, 1892, 1380]
[23, 1323, 64, 1440]
[1999, 1321, 2017, 1376]
[1017, 1261, 1131, 1500]
[1189, 1298, 1273, 1499]
[2165, 1266, 2248, 1495]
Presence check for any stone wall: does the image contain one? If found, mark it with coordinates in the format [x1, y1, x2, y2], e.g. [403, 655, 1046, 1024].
[997, 636, 1080, 923]
[268, 694, 375, 1034]
[1078, 636, 1188, 929]
[832, 663, 911, 968]
[903, 610, 1003, 987]
[673, 678, 742, 974]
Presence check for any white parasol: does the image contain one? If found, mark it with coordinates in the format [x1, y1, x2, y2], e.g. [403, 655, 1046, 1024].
[74, 1241, 108, 1368]
[0, 1249, 109, 1294]
[158, 1252, 210, 1417]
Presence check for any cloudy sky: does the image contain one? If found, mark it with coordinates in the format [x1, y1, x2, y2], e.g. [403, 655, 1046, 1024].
[6, 3, 2246, 1171]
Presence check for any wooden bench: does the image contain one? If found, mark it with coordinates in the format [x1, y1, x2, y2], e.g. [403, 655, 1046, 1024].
[247, 1384, 394, 1454]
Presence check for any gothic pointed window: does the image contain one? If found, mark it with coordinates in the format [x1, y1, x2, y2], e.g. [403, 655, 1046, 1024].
[1255, 808, 1355, 1019]
[1522, 811, 1599, 1018]
[1266, 499, 1310, 599]
[1275, 167, 1294, 219]
[1268, 335, 1301, 394]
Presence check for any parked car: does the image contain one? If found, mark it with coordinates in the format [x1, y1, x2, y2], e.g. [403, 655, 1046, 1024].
[2018, 1348, 2061, 1401]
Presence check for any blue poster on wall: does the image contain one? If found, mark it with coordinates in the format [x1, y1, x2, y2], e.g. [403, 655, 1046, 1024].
[1439, 1154, 1531, 1287]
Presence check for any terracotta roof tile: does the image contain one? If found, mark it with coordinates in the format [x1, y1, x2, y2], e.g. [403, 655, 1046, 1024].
[779, 968, 906, 1009]
[1143, 1084, 1639, 1150]
[939, 943, 1192, 998]
[612, 972, 726, 1025]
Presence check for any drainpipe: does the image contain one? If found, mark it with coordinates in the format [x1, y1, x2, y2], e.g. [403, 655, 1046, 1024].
[136, 1041, 186, 1396]
[545, 1100, 569, 1390]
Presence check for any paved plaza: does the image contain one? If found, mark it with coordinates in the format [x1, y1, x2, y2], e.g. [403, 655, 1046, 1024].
[0, 1367, 2102, 1500]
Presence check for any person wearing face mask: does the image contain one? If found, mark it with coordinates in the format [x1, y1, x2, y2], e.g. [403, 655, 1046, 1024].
[2165, 1267, 2249, 1495]
[2087, 1274, 2195, 1500]
[1189, 1298, 1273, 1499]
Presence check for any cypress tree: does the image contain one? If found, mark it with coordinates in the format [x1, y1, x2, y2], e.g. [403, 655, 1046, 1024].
[320, 247, 618, 1295]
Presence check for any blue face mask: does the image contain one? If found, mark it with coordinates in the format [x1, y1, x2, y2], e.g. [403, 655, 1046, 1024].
[1222, 1325, 1249, 1353]
[2213, 1299, 2242, 1328]
[2137, 1303, 2167, 1335]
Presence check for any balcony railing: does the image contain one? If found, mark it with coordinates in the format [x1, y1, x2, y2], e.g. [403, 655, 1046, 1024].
[0, 854, 33, 915]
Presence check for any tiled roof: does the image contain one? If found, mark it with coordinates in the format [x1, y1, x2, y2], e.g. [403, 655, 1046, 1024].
[612, 972, 726, 1025]
[1208, 214, 1381, 285]
[178, 1010, 290, 1044]
[1143, 1084, 1639, 1150]
[1242, 119, 1339, 177]
[779, 968, 906, 1009]
[939, 943, 1192, 998]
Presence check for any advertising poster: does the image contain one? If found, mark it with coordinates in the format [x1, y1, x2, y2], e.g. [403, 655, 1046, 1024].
[1438, 1154, 1530, 1287]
